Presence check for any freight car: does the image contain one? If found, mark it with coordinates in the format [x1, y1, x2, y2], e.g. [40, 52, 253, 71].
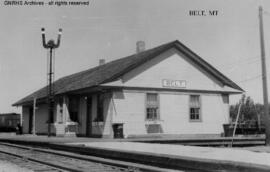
[0, 113, 20, 132]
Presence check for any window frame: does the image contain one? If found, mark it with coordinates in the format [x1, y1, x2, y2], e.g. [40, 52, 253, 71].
[145, 93, 160, 121]
[189, 95, 202, 122]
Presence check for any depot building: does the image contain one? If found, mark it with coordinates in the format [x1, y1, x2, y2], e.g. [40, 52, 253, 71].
[13, 40, 243, 138]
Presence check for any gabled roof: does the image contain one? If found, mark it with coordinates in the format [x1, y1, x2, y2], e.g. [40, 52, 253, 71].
[13, 40, 243, 106]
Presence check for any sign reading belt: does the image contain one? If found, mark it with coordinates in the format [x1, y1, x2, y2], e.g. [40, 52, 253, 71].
[162, 79, 186, 88]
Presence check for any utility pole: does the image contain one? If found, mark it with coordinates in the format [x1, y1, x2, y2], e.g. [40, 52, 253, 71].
[41, 28, 62, 137]
[259, 6, 270, 145]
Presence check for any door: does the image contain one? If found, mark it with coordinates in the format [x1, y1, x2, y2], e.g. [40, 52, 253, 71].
[29, 107, 33, 134]
[86, 96, 92, 136]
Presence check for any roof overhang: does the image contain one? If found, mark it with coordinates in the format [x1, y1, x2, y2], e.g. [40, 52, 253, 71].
[100, 85, 243, 95]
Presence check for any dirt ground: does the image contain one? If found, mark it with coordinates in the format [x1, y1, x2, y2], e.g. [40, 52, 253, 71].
[0, 161, 31, 172]
[243, 146, 270, 153]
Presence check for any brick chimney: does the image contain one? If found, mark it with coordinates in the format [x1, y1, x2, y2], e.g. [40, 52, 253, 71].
[136, 41, 145, 53]
[99, 59, 105, 66]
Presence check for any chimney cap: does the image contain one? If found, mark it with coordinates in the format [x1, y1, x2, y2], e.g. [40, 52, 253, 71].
[136, 41, 145, 53]
[99, 59, 105, 66]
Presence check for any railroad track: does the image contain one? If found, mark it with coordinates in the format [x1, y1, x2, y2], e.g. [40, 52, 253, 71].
[0, 142, 181, 172]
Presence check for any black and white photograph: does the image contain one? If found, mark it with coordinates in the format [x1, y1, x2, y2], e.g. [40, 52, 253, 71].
[0, 0, 270, 171]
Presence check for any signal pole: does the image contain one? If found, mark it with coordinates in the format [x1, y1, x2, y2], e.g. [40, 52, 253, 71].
[259, 6, 270, 145]
[41, 28, 62, 137]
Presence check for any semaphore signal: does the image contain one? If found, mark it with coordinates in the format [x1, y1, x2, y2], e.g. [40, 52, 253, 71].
[41, 28, 62, 137]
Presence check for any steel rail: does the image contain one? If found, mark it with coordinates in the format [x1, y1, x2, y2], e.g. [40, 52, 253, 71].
[0, 142, 180, 172]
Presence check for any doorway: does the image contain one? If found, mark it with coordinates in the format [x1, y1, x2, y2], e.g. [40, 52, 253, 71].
[86, 96, 92, 136]
[29, 107, 33, 134]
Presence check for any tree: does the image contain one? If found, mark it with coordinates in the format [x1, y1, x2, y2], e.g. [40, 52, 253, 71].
[230, 96, 263, 124]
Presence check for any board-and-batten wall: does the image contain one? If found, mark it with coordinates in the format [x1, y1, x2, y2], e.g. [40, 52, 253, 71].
[22, 104, 49, 134]
[22, 106, 29, 134]
[111, 90, 229, 137]
[22, 91, 229, 137]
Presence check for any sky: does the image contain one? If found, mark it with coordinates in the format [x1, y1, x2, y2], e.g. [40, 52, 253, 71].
[1, 0, 270, 113]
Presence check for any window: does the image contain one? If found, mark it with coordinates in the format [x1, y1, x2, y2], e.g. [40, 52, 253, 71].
[59, 97, 63, 113]
[189, 95, 201, 121]
[58, 97, 64, 123]
[146, 93, 159, 120]
[68, 97, 79, 122]
[222, 94, 229, 104]
[96, 94, 104, 122]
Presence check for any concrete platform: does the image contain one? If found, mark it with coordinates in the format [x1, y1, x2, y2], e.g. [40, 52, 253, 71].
[67, 141, 270, 171]
[0, 135, 269, 171]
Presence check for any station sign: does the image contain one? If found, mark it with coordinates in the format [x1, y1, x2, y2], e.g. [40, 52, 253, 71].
[162, 79, 186, 88]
